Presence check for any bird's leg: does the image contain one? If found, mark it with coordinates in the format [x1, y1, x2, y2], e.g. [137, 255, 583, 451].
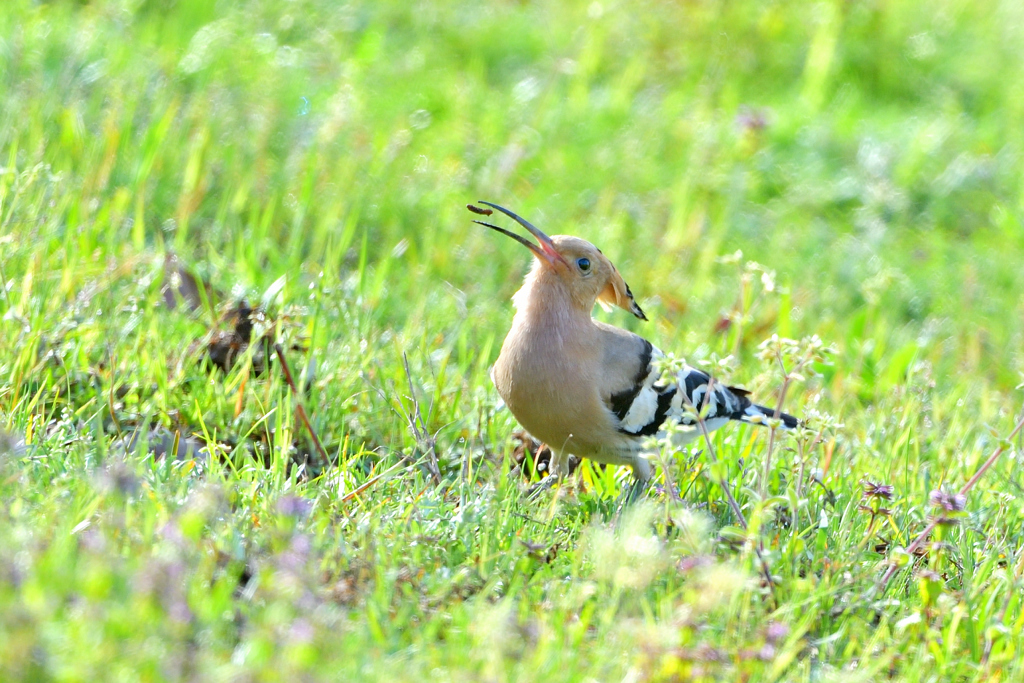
[551, 449, 571, 480]
[619, 455, 652, 506]
[621, 478, 647, 505]
[526, 449, 570, 499]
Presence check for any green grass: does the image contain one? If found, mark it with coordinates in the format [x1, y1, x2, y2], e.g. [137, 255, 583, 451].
[2, 0, 1024, 679]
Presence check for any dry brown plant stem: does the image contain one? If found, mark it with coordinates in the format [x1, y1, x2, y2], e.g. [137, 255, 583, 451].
[683, 376, 746, 527]
[878, 406, 1024, 590]
[682, 378, 776, 602]
[401, 353, 443, 486]
[274, 343, 329, 465]
[761, 350, 794, 497]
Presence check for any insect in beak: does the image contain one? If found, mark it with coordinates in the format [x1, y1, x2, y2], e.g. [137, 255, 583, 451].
[469, 201, 569, 268]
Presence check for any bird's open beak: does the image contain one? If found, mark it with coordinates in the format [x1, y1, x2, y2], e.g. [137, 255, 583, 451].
[469, 201, 569, 268]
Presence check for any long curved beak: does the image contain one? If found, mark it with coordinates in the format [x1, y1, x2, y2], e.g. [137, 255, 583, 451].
[469, 201, 568, 268]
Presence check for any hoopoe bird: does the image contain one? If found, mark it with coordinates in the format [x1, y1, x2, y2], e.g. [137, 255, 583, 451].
[471, 200, 799, 496]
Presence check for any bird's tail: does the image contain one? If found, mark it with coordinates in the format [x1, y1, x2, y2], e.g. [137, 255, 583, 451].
[673, 366, 801, 433]
[738, 403, 800, 430]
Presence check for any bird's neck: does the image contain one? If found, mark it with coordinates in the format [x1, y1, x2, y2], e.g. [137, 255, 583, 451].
[510, 266, 594, 343]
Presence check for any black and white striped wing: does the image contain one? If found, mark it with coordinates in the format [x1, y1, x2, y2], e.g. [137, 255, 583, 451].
[608, 344, 797, 442]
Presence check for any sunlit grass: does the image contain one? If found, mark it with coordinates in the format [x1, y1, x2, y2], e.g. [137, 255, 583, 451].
[2, 0, 1024, 680]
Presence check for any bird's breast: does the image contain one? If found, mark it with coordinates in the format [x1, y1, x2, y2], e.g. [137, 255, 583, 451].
[492, 324, 625, 459]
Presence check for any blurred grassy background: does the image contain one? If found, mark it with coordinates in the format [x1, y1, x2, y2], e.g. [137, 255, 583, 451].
[2, 0, 1024, 679]
[4, 0, 1023, 387]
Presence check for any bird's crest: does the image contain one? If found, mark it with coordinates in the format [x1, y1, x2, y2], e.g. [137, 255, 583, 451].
[598, 266, 647, 321]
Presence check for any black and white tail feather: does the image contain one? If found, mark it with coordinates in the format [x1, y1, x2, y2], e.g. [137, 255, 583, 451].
[609, 341, 799, 445]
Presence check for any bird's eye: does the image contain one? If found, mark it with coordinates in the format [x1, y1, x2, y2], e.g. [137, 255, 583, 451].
[577, 258, 591, 272]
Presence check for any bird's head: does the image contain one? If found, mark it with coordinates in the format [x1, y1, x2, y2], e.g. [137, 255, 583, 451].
[470, 201, 647, 321]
